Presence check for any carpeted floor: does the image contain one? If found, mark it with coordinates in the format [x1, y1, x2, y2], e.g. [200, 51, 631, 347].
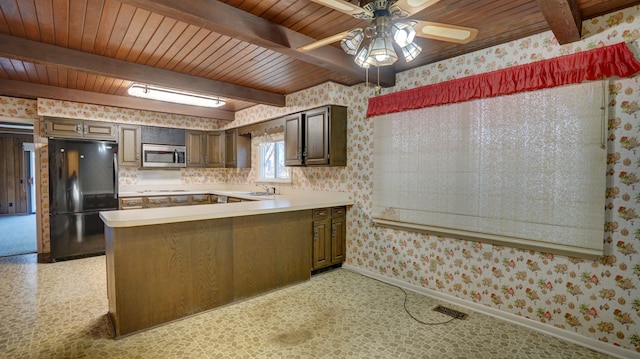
[0, 214, 36, 257]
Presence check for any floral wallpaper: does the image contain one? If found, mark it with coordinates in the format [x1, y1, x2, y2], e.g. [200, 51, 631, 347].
[227, 6, 640, 355]
[36, 98, 226, 130]
[1, 4, 639, 355]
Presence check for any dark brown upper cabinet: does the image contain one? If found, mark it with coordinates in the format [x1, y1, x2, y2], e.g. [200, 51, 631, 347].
[186, 130, 229, 168]
[284, 105, 347, 167]
[45, 117, 117, 141]
[284, 113, 304, 166]
[225, 129, 250, 168]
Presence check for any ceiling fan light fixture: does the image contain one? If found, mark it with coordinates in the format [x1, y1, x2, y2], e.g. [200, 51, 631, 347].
[354, 46, 371, 68]
[128, 84, 226, 108]
[401, 42, 422, 62]
[391, 21, 417, 47]
[340, 29, 365, 55]
[367, 34, 397, 66]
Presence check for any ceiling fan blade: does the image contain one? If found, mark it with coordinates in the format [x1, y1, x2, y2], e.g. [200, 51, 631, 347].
[392, 0, 441, 17]
[413, 21, 478, 44]
[297, 30, 354, 52]
[311, 0, 373, 19]
[308, 0, 373, 18]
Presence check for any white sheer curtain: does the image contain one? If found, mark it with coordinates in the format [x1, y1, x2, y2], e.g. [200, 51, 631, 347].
[373, 81, 607, 257]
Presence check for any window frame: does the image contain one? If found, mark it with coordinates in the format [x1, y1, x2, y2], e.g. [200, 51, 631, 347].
[256, 134, 291, 184]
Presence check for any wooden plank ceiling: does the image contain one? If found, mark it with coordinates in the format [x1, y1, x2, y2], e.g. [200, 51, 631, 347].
[0, 0, 638, 120]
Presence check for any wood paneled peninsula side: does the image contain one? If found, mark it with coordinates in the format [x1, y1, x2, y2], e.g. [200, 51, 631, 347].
[99, 190, 352, 337]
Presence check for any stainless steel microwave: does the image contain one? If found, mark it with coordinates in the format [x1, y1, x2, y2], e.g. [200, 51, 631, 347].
[142, 143, 186, 168]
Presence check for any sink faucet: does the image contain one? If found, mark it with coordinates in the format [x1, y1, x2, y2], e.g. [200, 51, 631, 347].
[258, 184, 270, 193]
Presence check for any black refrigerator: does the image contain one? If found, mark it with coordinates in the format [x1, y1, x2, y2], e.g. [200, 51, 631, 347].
[48, 139, 118, 261]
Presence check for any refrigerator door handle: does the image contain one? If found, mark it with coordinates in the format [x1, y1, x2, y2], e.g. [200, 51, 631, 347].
[113, 153, 119, 200]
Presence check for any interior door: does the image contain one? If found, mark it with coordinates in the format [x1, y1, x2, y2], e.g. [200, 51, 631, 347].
[0, 133, 30, 214]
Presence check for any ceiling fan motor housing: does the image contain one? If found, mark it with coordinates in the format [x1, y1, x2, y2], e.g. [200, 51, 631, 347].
[361, 0, 395, 17]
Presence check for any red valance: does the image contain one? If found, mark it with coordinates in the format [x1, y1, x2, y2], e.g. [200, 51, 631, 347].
[367, 42, 640, 117]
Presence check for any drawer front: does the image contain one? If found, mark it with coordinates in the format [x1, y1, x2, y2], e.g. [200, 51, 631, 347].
[145, 196, 171, 207]
[331, 206, 346, 217]
[190, 194, 211, 204]
[313, 208, 329, 220]
[169, 195, 190, 205]
[119, 197, 143, 209]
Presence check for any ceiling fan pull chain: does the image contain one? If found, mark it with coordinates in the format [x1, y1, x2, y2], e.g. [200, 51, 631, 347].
[375, 66, 381, 96]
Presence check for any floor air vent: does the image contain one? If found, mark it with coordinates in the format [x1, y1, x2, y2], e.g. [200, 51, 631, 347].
[433, 305, 468, 320]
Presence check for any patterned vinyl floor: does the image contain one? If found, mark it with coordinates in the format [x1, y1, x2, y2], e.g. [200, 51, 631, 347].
[0, 254, 614, 358]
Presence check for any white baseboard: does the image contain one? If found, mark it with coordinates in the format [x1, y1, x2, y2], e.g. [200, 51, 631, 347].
[342, 264, 637, 359]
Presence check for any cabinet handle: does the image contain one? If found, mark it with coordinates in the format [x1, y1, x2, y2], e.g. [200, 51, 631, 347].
[332, 227, 336, 238]
[313, 229, 318, 241]
[77, 124, 83, 134]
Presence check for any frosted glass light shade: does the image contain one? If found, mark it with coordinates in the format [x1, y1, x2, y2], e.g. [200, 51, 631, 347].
[401, 42, 422, 62]
[367, 35, 397, 66]
[340, 29, 364, 55]
[128, 84, 225, 108]
[391, 22, 416, 47]
[354, 47, 371, 68]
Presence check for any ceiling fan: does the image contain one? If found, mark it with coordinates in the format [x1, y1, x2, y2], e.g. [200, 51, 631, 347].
[298, 0, 478, 68]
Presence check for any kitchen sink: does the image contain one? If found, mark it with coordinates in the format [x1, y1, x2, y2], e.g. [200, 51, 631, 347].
[246, 192, 272, 196]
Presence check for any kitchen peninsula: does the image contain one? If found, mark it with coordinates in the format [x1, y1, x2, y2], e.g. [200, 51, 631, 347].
[100, 189, 352, 337]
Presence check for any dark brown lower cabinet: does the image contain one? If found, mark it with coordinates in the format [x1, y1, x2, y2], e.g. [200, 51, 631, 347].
[312, 206, 346, 270]
[105, 210, 312, 337]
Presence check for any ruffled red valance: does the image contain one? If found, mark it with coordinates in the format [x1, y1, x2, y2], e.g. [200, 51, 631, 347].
[367, 42, 640, 117]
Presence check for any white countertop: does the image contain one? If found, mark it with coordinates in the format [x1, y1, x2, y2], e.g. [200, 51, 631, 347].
[100, 189, 353, 228]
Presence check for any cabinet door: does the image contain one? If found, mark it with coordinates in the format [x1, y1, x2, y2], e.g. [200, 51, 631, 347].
[205, 131, 225, 168]
[186, 131, 205, 167]
[284, 113, 303, 166]
[84, 121, 117, 140]
[144, 196, 171, 208]
[119, 197, 143, 210]
[118, 125, 141, 166]
[331, 216, 346, 264]
[224, 130, 237, 168]
[45, 118, 84, 138]
[312, 219, 332, 270]
[304, 107, 330, 165]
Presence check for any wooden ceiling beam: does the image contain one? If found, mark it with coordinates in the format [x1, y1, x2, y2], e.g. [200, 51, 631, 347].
[0, 34, 284, 108]
[118, 0, 396, 87]
[0, 78, 235, 121]
[536, 0, 582, 44]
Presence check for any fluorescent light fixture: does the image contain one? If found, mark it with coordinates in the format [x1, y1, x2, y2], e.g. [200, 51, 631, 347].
[128, 84, 226, 108]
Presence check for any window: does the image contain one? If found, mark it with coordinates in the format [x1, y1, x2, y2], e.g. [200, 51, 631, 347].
[258, 138, 290, 182]
[372, 80, 607, 258]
